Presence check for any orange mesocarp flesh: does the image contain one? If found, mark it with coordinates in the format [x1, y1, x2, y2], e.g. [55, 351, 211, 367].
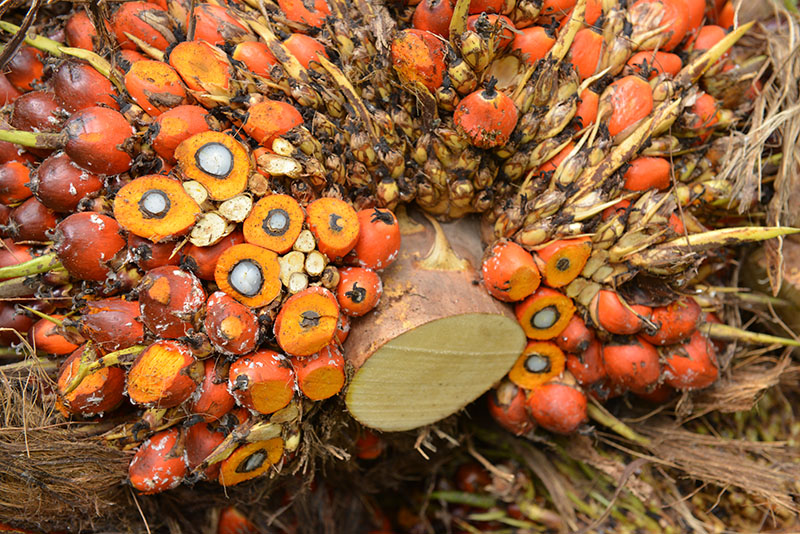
[126, 340, 202, 408]
[114, 175, 201, 242]
[274, 286, 340, 357]
[229, 350, 295, 414]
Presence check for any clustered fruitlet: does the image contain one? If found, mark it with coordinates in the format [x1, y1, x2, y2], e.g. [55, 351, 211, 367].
[0, 0, 787, 497]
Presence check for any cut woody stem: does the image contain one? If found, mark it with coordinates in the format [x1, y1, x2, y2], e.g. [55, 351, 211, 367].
[702, 322, 800, 347]
[61, 344, 146, 396]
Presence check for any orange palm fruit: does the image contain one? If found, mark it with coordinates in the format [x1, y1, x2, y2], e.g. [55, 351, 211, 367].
[533, 237, 591, 288]
[0, 161, 32, 205]
[191, 358, 236, 422]
[622, 157, 672, 191]
[114, 175, 201, 242]
[555, 314, 594, 354]
[5, 46, 45, 91]
[565, 339, 606, 386]
[683, 0, 706, 34]
[57, 344, 126, 417]
[128, 234, 182, 271]
[204, 291, 260, 356]
[335, 313, 351, 345]
[242, 100, 304, 148]
[487, 379, 535, 436]
[355, 430, 385, 460]
[602, 337, 661, 393]
[218, 438, 284, 487]
[277, 0, 331, 28]
[512, 26, 556, 65]
[662, 331, 719, 390]
[602, 75, 653, 137]
[454, 80, 519, 149]
[185, 421, 226, 481]
[412, 0, 455, 38]
[243, 194, 305, 254]
[274, 286, 340, 357]
[138, 266, 206, 338]
[29, 315, 80, 355]
[232, 42, 278, 78]
[624, 51, 683, 80]
[52, 61, 119, 112]
[127, 340, 203, 408]
[685, 25, 728, 55]
[183, 230, 246, 281]
[291, 343, 346, 401]
[218, 507, 259, 534]
[515, 286, 575, 340]
[469, 0, 504, 13]
[481, 240, 540, 302]
[151, 105, 214, 162]
[717, 2, 735, 28]
[589, 290, 652, 335]
[169, 40, 234, 107]
[526, 381, 587, 434]
[641, 295, 701, 345]
[175, 131, 250, 201]
[353, 208, 402, 271]
[229, 350, 295, 414]
[0, 73, 21, 106]
[634, 382, 675, 403]
[685, 93, 720, 142]
[31, 153, 104, 213]
[306, 197, 361, 260]
[630, 0, 689, 51]
[574, 87, 599, 129]
[111, 1, 176, 52]
[569, 27, 604, 81]
[539, 145, 576, 175]
[391, 29, 448, 93]
[188, 3, 253, 45]
[283, 34, 329, 69]
[74, 298, 145, 351]
[540, 0, 577, 18]
[65, 11, 97, 51]
[0, 243, 33, 276]
[336, 267, 383, 317]
[129, 428, 188, 494]
[124, 60, 188, 116]
[54, 213, 127, 282]
[508, 340, 565, 389]
[214, 243, 281, 308]
[63, 106, 135, 175]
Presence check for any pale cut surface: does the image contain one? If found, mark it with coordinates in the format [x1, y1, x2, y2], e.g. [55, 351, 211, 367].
[346, 312, 524, 431]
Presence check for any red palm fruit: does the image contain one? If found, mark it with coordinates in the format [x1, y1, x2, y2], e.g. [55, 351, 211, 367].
[128, 234, 182, 271]
[218, 507, 259, 534]
[5, 46, 45, 91]
[625, 51, 683, 80]
[111, 2, 176, 52]
[284, 34, 329, 69]
[540, 0, 577, 18]
[0, 243, 34, 276]
[306, 197, 361, 260]
[204, 291, 259, 356]
[29, 315, 80, 355]
[683, 0, 706, 34]
[54, 213, 127, 281]
[5, 197, 57, 242]
[482, 240, 540, 302]
[151, 105, 214, 162]
[10, 91, 65, 149]
[534, 237, 592, 288]
[0, 303, 34, 345]
[391, 29, 448, 93]
[685, 25, 727, 55]
[454, 80, 519, 149]
[335, 314, 350, 345]
[52, 61, 119, 113]
[185, 421, 226, 481]
[569, 27, 604, 81]
[277, 0, 331, 28]
[412, 0, 455, 38]
[63, 106, 135, 175]
[117, 49, 148, 68]
[512, 26, 556, 65]
[0, 161, 32, 204]
[641, 296, 702, 345]
[470, 0, 505, 14]
[575, 87, 599, 129]
[124, 60, 188, 116]
[74, 298, 144, 351]
[138, 266, 206, 338]
[589, 290, 652, 335]
[274, 286, 340, 357]
[336, 267, 383, 317]
[565, 339, 606, 386]
[0, 141, 35, 165]
[630, 0, 689, 51]
[0, 74, 21, 106]
[508, 340, 565, 389]
[634, 382, 675, 403]
[291, 343, 346, 401]
[228, 350, 295, 414]
[717, 2, 734, 28]
[127, 340, 203, 408]
[515, 286, 576, 340]
[663, 331, 718, 390]
[232, 42, 278, 78]
[30, 152, 103, 213]
[487, 379, 535, 435]
[57, 344, 126, 416]
[243, 100, 304, 148]
[455, 462, 491, 492]
[129, 428, 188, 494]
[191, 358, 236, 422]
[603, 337, 661, 393]
[668, 211, 685, 234]
[352, 208, 401, 271]
[189, 3, 253, 46]
[65, 11, 98, 51]
[527, 381, 587, 434]
[555, 314, 594, 354]
[602, 75, 653, 137]
[183, 230, 246, 281]
[355, 430, 385, 460]
[623, 156, 671, 191]
[685, 93, 720, 142]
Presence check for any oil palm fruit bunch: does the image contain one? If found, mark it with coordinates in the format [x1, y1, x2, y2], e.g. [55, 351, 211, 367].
[0, 0, 795, 499]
